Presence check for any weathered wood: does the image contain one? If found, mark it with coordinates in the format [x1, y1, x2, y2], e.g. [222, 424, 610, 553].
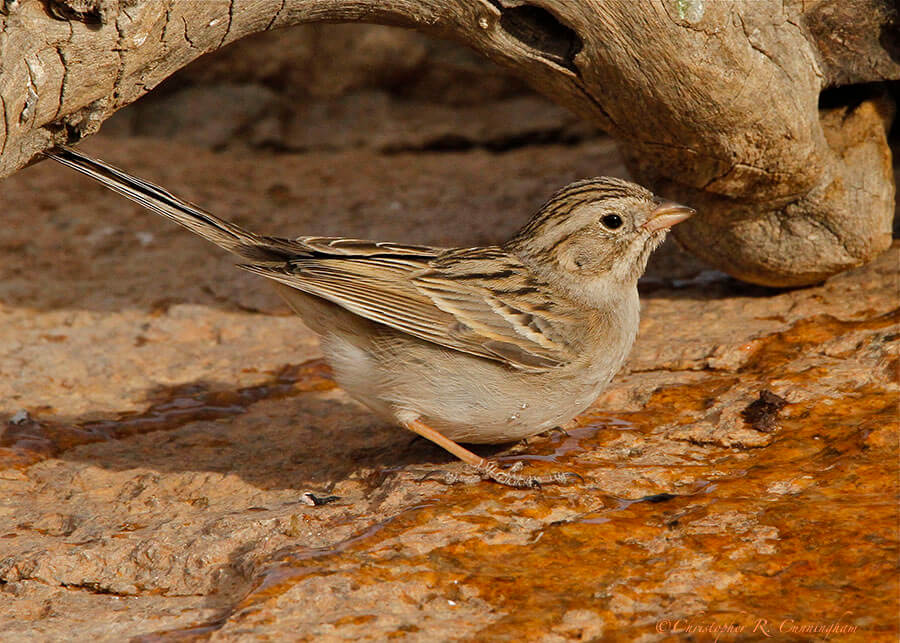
[1, 0, 896, 285]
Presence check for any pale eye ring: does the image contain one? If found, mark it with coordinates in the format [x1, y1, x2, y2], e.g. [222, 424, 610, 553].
[601, 214, 623, 229]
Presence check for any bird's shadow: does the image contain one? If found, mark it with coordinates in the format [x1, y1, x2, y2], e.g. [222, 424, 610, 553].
[3, 366, 511, 492]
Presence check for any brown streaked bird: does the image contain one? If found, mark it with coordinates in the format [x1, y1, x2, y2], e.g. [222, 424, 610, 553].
[46, 146, 694, 488]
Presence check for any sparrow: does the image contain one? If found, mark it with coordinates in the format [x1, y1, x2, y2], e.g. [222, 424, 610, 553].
[46, 146, 694, 488]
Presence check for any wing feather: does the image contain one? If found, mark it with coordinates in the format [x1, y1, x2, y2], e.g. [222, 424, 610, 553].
[240, 245, 579, 371]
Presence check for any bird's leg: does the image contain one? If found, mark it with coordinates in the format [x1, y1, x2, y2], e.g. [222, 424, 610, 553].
[403, 419, 580, 489]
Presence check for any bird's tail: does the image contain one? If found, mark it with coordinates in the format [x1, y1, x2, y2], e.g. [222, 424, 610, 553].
[46, 146, 294, 262]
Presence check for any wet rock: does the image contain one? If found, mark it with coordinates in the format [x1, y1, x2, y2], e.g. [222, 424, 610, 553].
[0, 133, 897, 639]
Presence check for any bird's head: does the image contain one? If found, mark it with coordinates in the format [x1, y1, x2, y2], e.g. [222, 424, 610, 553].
[506, 177, 694, 302]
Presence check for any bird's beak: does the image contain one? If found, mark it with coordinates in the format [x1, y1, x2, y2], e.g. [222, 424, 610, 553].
[643, 201, 695, 232]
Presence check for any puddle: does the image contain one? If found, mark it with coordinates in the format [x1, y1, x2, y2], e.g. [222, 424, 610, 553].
[741, 309, 900, 374]
[6, 305, 898, 639]
[139, 308, 898, 639]
[0, 359, 334, 469]
[180, 384, 895, 638]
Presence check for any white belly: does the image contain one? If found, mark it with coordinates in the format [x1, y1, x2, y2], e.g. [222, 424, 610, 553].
[278, 282, 638, 445]
[321, 330, 623, 444]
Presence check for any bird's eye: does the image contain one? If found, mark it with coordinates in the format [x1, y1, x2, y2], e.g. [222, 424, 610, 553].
[601, 214, 623, 230]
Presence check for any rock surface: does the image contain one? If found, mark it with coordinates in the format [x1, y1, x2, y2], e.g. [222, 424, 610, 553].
[1, 132, 897, 640]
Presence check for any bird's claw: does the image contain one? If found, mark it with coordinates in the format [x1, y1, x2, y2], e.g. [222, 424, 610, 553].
[475, 460, 582, 488]
[416, 461, 582, 488]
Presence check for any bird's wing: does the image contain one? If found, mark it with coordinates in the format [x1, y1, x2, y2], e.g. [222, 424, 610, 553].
[46, 146, 582, 369]
[416, 248, 585, 369]
[242, 245, 581, 371]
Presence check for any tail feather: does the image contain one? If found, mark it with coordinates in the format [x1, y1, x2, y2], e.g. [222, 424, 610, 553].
[46, 146, 293, 262]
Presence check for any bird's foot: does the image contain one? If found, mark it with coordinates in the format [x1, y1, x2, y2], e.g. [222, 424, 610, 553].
[401, 419, 581, 488]
[475, 460, 582, 488]
[418, 469, 482, 486]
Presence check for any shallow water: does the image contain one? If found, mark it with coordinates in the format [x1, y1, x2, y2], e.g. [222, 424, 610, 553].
[0, 360, 335, 469]
[3, 286, 898, 641]
[111, 309, 899, 641]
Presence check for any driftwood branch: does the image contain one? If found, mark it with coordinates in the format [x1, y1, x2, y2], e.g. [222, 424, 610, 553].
[1, 0, 897, 285]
